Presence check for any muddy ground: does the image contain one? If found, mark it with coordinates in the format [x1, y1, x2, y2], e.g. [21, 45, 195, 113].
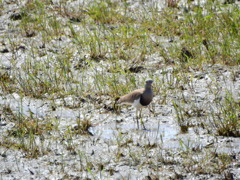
[0, 0, 240, 180]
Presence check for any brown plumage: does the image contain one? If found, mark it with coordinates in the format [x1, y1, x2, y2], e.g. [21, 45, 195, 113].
[115, 80, 154, 129]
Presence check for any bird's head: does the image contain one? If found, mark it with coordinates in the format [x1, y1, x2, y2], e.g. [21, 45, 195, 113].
[145, 79, 153, 88]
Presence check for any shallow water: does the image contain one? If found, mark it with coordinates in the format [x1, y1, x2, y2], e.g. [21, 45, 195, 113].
[89, 115, 199, 150]
[90, 120, 177, 138]
[0, 0, 240, 179]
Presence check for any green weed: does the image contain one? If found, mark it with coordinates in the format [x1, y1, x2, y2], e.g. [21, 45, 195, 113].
[210, 92, 240, 137]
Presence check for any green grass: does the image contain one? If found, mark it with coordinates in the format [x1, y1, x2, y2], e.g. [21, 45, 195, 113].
[2, 0, 239, 99]
[0, 0, 239, 178]
[210, 92, 240, 137]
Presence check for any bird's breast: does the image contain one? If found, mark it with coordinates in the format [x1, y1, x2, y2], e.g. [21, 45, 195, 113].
[140, 94, 153, 106]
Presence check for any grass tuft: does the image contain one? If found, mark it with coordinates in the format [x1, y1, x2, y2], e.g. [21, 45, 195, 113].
[210, 92, 240, 137]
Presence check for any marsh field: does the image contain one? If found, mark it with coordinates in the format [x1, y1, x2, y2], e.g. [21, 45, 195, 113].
[0, 0, 240, 179]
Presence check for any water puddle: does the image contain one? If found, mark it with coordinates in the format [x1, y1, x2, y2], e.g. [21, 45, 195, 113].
[89, 118, 186, 148]
[88, 116, 240, 153]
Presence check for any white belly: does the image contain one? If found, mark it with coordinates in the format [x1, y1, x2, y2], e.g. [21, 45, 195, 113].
[133, 98, 143, 109]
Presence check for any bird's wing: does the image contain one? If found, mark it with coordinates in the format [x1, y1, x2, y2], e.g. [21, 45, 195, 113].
[118, 88, 144, 104]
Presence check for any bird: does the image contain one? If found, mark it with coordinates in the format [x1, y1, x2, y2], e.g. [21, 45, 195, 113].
[115, 79, 154, 129]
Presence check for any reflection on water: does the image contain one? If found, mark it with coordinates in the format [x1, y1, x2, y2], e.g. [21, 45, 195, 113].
[89, 120, 240, 153]
[89, 120, 182, 148]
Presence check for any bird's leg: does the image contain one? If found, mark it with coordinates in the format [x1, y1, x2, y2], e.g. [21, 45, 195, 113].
[139, 108, 147, 130]
[136, 108, 139, 129]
